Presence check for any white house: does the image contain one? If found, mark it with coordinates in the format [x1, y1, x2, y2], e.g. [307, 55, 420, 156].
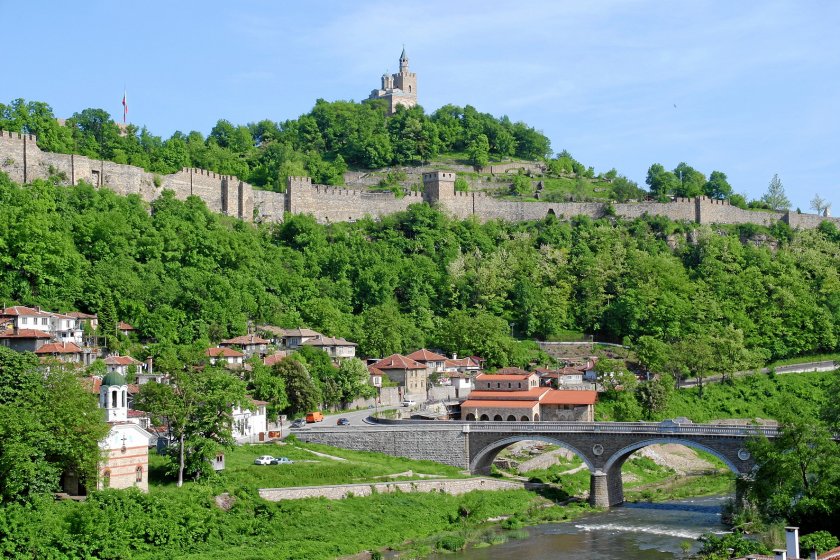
[0, 306, 83, 344]
[206, 347, 244, 367]
[232, 398, 268, 443]
[104, 354, 142, 377]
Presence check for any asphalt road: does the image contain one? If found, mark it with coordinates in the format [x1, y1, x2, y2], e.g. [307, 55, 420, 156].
[287, 404, 402, 435]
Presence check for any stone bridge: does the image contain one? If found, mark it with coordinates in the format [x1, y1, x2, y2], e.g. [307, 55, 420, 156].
[295, 420, 777, 507]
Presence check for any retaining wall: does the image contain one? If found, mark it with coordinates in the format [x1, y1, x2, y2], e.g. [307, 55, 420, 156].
[258, 477, 525, 501]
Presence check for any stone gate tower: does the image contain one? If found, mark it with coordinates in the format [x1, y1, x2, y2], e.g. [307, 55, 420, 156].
[369, 48, 418, 114]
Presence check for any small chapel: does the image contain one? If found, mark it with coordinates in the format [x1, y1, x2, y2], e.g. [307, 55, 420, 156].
[369, 48, 418, 114]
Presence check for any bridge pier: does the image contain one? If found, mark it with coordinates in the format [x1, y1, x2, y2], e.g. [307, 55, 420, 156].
[589, 470, 624, 508]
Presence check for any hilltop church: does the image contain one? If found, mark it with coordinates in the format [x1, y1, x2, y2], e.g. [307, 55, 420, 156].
[369, 48, 417, 114]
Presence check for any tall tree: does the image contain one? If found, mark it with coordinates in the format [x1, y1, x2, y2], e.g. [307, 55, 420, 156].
[275, 357, 321, 417]
[810, 194, 832, 216]
[135, 367, 247, 486]
[761, 174, 790, 210]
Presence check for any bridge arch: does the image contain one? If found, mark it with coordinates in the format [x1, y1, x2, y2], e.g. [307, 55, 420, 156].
[469, 435, 595, 475]
[603, 438, 742, 475]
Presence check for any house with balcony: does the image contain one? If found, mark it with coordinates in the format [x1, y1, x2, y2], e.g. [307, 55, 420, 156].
[232, 398, 268, 443]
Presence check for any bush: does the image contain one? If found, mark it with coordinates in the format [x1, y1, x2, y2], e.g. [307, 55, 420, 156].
[436, 535, 466, 551]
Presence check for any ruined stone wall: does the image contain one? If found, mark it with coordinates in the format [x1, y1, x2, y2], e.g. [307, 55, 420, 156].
[258, 477, 525, 501]
[253, 190, 287, 222]
[287, 176, 423, 223]
[0, 133, 254, 221]
[695, 197, 785, 226]
[786, 211, 840, 229]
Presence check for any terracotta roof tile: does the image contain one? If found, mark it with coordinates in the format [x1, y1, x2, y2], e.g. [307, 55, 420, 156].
[476, 372, 535, 382]
[35, 342, 82, 354]
[494, 367, 531, 376]
[221, 335, 270, 345]
[406, 349, 447, 362]
[262, 351, 287, 366]
[540, 390, 597, 405]
[461, 400, 538, 409]
[206, 347, 244, 358]
[0, 329, 51, 339]
[468, 388, 549, 400]
[117, 321, 135, 330]
[372, 354, 426, 370]
[104, 355, 141, 365]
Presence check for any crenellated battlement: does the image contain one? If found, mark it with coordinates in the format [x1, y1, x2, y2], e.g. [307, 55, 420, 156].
[0, 130, 836, 230]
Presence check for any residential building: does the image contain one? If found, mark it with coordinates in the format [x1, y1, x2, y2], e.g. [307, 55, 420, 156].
[0, 328, 51, 352]
[232, 398, 268, 443]
[66, 311, 98, 331]
[368, 365, 384, 388]
[35, 341, 84, 363]
[443, 355, 482, 375]
[117, 321, 136, 337]
[302, 336, 357, 360]
[460, 373, 596, 422]
[104, 354, 142, 377]
[371, 354, 428, 397]
[262, 350, 287, 367]
[407, 349, 447, 375]
[0, 305, 83, 344]
[220, 334, 270, 359]
[206, 347, 244, 367]
[258, 326, 323, 349]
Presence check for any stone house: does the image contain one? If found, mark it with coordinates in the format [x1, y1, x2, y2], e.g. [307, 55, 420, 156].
[262, 327, 324, 349]
[371, 354, 428, 397]
[35, 341, 85, 363]
[460, 373, 596, 421]
[407, 349, 447, 375]
[220, 334, 270, 359]
[206, 347, 244, 367]
[0, 328, 51, 352]
[302, 336, 357, 360]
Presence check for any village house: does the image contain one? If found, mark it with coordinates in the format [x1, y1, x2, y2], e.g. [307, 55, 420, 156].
[117, 321, 136, 337]
[371, 354, 428, 397]
[262, 350, 287, 367]
[406, 349, 447, 375]
[262, 327, 323, 349]
[206, 347, 245, 367]
[231, 398, 268, 443]
[220, 334, 270, 359]
[35, 341, 85, 364]
[302, 335, 357, 360]
[1, 305, 84, 344]
[104, 354, 142, 377]
[368, 365, 384, 388]
[0, 328, 51, 352]
[460, 372, 596, 422]
[66, 311, 98, 331]
[443, 355, 482, 375]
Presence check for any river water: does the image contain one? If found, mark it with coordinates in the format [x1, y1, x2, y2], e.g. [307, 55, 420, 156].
[426, 495, 729, 560]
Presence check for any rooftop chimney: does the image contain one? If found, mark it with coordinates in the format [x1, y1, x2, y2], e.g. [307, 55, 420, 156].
[786, 527, 800, 560]
[146, 356, 153, 375]
[774, 550, 787, 560]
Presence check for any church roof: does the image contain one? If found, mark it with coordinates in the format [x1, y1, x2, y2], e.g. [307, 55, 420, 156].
[102, 371, 127, 387]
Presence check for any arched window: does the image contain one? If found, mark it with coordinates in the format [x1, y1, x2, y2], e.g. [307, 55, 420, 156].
[111, 390, 117, 408]
[408, 85, 412, 93]
[506, 415, 516, 421]
[479, 414, 489, 421]
[465, 413, 476, 421]
[533, 413, 540, 422]
[135, 466, 143, 483]
[102, 470, 111, 489]
[520, 415, 529, 421]
[493, 414, 503, 421]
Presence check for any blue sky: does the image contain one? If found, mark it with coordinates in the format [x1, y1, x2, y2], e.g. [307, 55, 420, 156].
[3, 0, 838, 212]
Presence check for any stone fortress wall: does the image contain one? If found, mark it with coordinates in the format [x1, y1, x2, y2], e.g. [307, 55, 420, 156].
[1, 131, 837, 230]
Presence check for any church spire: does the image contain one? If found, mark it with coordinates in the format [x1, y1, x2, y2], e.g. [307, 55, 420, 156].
[399, 46, 408, 72]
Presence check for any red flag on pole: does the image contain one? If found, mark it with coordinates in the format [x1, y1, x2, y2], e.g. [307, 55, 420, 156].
[122, 90, 128, 123]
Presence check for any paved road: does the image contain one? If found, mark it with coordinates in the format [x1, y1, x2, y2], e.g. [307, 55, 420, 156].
[679, 359, 837, 388]
[288, 404, 401, 435]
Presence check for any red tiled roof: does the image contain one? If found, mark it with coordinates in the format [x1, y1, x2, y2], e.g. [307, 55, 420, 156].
[263, 351, 287, 366]
[372, 354, 426, 370]
[128, 384, 140, 394]
[249, 397, 269, 406]
[476, 372, 535, 382]
[468, 388, 550, 400]
[127, 409, 147, 418]
[117, 321, 135, 330]
[82, 377, 101, 393]
[104, 355, 140, 365]
[540, 390, 597, 405]
[367, 366, 385, 377]
[0, 329, 51, 339]
[1, 306, 51, 317]
[35, 342, 82, 354]
[461, 400, 538, 409]
[445, 357, 480, 368]
[406, 349, 447, 362]
[221, 335, 270, 345]
[206, 347, 244, 358]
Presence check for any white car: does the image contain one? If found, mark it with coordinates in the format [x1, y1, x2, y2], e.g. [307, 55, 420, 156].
[254, 455, 275, 465]
[401, 400, 416, 407]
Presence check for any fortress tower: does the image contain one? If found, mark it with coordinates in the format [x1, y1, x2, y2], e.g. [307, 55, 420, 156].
[369, 48, 418, 114]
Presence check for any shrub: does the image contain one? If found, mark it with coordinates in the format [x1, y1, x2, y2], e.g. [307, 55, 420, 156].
[436, 535, 466, 551]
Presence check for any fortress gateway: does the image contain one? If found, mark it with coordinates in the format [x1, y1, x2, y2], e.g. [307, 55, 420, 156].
[0, 135, 836, 231]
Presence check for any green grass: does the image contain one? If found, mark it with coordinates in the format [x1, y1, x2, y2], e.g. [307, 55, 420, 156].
[596, 370, 836, 422]
[150, 441, 467, 493]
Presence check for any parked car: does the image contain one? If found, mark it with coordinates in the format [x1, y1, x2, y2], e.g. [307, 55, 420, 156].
[270, 457, 293, 465]
[290, 418, 307, 429]
[254, 455, 275, 465]
[337, 417, 350, 426]
[401, 399, 416, 407]
[306, 411, 325, 423]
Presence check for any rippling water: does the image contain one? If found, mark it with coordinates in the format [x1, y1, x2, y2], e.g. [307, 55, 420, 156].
[425, 495, 729, 560]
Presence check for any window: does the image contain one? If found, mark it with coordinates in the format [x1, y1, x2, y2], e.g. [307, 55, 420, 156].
[21, 317, 27, 325]
[102, 470, 111, 488]
[508, 383, 511, 388]
[135, 466, 143, 483]
[111, 390, 117, 408]
[42, 318, 48, 325]
[122, 390, 126, 407]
